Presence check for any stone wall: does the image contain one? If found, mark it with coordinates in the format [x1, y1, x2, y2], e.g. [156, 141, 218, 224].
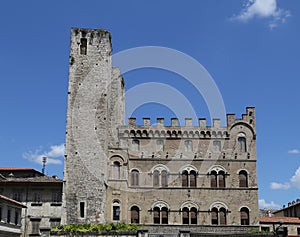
[63, 27, 259, 230]
[63, 28, 114, 224]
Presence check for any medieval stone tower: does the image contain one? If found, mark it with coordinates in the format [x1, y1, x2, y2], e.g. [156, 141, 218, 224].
[63, 28, 124, 224]
[63, 28, 259, 233]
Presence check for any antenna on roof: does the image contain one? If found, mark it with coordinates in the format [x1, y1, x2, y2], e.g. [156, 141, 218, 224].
[42, 156, 47, 174]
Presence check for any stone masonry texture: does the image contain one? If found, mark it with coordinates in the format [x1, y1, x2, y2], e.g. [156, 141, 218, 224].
[63, 28, 259, 233]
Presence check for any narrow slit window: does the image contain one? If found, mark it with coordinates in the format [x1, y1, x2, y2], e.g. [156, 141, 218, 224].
[80, 38, 87, 55]
[80, 202, 85, 218]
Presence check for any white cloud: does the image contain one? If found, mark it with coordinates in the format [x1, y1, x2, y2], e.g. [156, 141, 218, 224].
[288, 149, 300, 154]
[290, 167, 300, 189]
[270, 182, 291, 190]
[46, 144, 65, 157]
[269, 166, 300, 190]
[232, 0, 291, 29]
[23, 143, 64, 165]
[259, 199, 280, 209]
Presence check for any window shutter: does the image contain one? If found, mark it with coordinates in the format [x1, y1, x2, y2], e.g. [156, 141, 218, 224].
[211, 172, 217, 188]
[190, 172, 196, 187]
[182, 171, 188, 187]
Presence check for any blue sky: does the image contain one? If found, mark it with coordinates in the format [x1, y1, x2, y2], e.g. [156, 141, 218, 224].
[0, 0, 299, 210]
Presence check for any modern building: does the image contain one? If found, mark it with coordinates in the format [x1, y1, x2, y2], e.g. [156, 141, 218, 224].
[0, 194, 26, 237]
[63, 28, 259, 233]
[0, 168, 63, 237]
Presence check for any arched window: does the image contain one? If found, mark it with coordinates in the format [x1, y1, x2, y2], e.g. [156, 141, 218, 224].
[153, 207, 160, 224]
[210, 169, 226, 188]
[112, 161, 120, 179]
[210, 171, 217, 188]
[240, 207, 250, 225]
[161, 207, 168, 224]
[190, 207, 197, 225]
[182, 170, 188, 187]
[184, 140, 193, 152]
[238, 136, 247, 152]
[239, 170, 248, 188]
[161, 170, 168, 187]
[211, 207, 227, 225]
[182, 169, 197, 188]
[131, 170, 139, 186]
[132, 140, 140, 152]
[182, 207, 189, 224]
[153, 170, 159, 187]
[130, 206, 139, 224]
[218, 171, 225, 188]
[211, 207, 218, 225]
[190, 170, 197, 187]
[156, 139, 164, 151]
[153, 206, 168, 224]
[182, 207, 198, 225]
[112, 201, 120, 221]
[219, 208, 227, 225]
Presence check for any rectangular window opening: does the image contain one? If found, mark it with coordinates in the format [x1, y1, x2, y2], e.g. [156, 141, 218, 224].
[14, 211, 19, 225]
[80, 202, 85, 218]
[80, 38, 87, 55]
[7, 209, 11, 223]
[31, 220, 40, 234]
[50, 218, 61, 228]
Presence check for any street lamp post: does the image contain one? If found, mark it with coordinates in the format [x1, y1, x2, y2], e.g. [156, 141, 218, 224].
[274, 220, 285, 237]
[42, 156, 47, 174]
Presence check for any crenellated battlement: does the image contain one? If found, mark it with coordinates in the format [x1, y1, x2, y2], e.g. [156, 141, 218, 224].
[227, 107, 255, 128]
[120, 107, 255, 139]
[71, 27, 111, 42]
[126, 117, 222, 128]
[125, 107, 255, 129]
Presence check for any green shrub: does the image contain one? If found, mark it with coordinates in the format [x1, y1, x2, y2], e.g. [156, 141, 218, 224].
[51, 223, 141, 234]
